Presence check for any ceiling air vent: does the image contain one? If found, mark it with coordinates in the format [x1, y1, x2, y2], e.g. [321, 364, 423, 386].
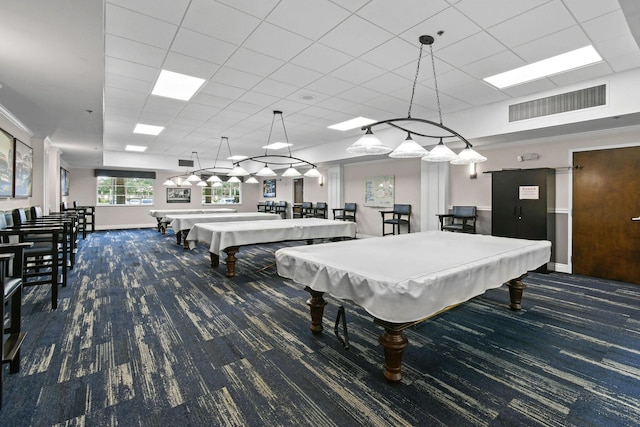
[178, 159, 194, 167]
[509, 84, 606, 122]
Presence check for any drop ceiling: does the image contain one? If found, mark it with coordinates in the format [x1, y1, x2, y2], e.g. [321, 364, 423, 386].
[1, 0, 639, 171]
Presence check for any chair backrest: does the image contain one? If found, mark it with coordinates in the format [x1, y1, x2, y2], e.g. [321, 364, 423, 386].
[277, 201, 287, 207]
[393, 204, 411, 215]
[73, 201, 79, 208]
[302, 202, 312, 209]
[30, 205, 44, 219]
[61, 201, 69, 210]
[453, 205, 476, 217]
[12, 208, 28, 226]
[344, 202, 356, 212]
[316, 202, 327, 209]
[0, 212, 7, 230]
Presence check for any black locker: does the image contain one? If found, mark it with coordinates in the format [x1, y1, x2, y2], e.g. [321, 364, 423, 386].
[491, 168, 555, 249]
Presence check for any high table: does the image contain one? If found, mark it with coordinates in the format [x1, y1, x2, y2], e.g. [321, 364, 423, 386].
[166, 212, 281, 248]
[148, 208, 237, 234]
[275, 231, 551, 382]
[185, 218, 356, 277]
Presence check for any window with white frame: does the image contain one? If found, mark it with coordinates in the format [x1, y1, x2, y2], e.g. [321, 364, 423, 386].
[202, 182, 241, 205]
[97, 176, 154, 205]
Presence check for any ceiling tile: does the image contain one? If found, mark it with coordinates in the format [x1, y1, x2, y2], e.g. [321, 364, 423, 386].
[361, 72, 413, 95]
[305, 75, 356, 96]
[357, 0, 449, 34]
[243, 22, 313, 61]
[399, 7, 482, 51]
[266, 0, 351, 39]
[215, 0, 280, 19]
[162, 52, 221, 80]
[360, 37, 418, 71]
[225, 48, 285, 77]
[318, 15, 394, 57]
[107, 0, 190, 24]
[455, 0, 550, 28]
[435, 31, 505, 67]
[512, 26, 592, 62]
[251, 78, 299, 98]
[105, 73, 153, 94]
[171, 28, 237, 65]
[105, 57, 158, 82]
[105, 4, 177, 49]
[210, 66, 264, 90]
[105, 34, 167, 67]
[290, 43, 353, 74]
[548, 61, 613, 87]
[268, 63, 324, 87]
[330, 59, 387, 85]
[561, 0, 620, 22]
[182, 0, 261, 46]
[488, 2, 576, 48]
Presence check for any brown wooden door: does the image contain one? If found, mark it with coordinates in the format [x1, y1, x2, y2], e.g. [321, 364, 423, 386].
[573, 146, 640, 284]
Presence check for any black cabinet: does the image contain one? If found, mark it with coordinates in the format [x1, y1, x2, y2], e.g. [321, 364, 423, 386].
[491, 168, 555, 248]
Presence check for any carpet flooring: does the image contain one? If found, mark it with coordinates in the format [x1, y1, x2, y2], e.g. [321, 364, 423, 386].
[2, 228, 639, 426]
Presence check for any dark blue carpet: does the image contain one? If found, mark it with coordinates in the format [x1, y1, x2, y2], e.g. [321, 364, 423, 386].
[2, 229, 639, 426]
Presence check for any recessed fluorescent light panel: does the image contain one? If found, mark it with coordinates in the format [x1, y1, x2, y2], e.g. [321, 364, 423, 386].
[262, 142, 292, 150]
[227, 155, 248, 161]
[484, 45, 602, 89]
[328, 116, 377, 131]
[152, 69, 206, 101]
[125, 145, 147, 152]
[133, 123, 164, 135]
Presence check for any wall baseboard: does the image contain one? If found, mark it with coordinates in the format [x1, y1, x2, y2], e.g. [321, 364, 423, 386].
[95, 225, 156, 231]
[549, 262, 570, 273]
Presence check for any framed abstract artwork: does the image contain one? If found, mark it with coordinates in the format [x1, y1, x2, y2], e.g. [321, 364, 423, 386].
[13, 138, 33, 197]
[0, 128, 14, 198]
[364, 175, 394, 208]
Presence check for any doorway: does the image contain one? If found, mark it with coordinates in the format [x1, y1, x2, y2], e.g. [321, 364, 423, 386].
[293, 178, 303, 203]
[572, 146, 640, 284]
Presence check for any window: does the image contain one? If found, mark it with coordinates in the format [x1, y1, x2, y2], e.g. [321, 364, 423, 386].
[202, 182, 241, 205]
[97, 176, 154, 205]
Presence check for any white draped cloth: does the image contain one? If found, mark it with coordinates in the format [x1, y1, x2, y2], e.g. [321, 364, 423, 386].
[185, 219, 357, 254]
[275, 231, 551, 323]
[167, 212, 281, 233]
[148, 208, 237, 218]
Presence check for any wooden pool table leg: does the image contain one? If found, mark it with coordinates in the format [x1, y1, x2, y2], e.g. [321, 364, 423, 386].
[375, 319, 411, 382]
[304, 287, 327, 334]
[224, 246, 239, 277]
[506, 274, 527, 311]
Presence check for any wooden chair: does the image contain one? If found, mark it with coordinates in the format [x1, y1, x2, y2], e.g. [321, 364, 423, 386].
[275, 201, 288, 219]
[1, 213, 66, 310]
[0, 244, 28, 409]
[380, 204, 411, 236]
[437, 206, 477, 234]
[312, 202, 328, 219]
[301, 202, 314, 218]
[332, 203, 357, 222]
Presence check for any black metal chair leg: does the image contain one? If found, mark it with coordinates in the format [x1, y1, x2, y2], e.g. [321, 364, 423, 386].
[334, 305, 349, 349]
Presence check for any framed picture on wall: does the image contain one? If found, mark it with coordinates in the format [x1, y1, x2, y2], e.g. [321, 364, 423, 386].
[0, 128, 14, 198]
[60, 167, 70, 196]
[167, 187, 191, 203]
[364, 175, 394, 207]
[263, 179, 276, 198]
[13, 138, 33, 197]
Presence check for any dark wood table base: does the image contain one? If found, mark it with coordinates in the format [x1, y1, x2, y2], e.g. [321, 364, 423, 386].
[303, 274, 528, 382]
[208, 239, 331, 278]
